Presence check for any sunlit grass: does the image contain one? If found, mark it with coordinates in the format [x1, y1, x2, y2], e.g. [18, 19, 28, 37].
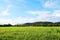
[0, 27, 60, 40]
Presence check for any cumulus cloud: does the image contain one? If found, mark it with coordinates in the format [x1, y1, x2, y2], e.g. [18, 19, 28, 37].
[43, 1, 57, 8]
[1, 5, 12, 16]
[52, 10, 60, 17]
[26, 10, 60, 22]
[0, 19, 12, 24]
[12, 10, 60, 24]
[27, 11, 50, 18]
[40, 0, 60, 8]
[38, 0, 60, 8]
[26, 11, 51, 21]
[13, 17, 37, 24]
[1, 10, 60, 24]
[27, 11, 37, 14]
[0, 17, 37, 25]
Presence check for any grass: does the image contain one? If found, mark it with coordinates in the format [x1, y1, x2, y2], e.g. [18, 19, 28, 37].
[0, 27, 60, 40]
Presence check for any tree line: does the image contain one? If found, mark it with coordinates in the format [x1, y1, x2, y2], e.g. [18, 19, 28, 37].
[0, 22, 60, 27]
[18, 22, 60, 27]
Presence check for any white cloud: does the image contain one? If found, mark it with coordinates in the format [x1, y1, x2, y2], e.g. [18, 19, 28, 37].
[38, 0, 60, 8]
[26, 10, 60, 22]
[43, 1, 56, 8]
[37, 11, 50, 18]
[11, 11, 50, 24]
[0, 17, 37, 25]
[13, 17, 37, 24]
[27, 11, 37, 14]
[0, 19, 12, 24]
[52, 10, 60, 17]
[26, 11, 51, 21]
[1, 10, 60, 25]
[27, 11, 50, 18]
[1, 5, 12, 16]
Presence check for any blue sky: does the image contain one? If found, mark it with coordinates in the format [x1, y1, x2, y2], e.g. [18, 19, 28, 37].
[0, 0, 60, 24]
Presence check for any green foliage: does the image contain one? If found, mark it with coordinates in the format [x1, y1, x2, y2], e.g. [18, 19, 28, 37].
[14, 22, 60, 27]
[0, 24, 12, 27]
[0, 27, 60, 40]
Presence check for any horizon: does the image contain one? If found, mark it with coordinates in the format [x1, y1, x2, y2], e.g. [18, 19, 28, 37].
[0, 0, 60, 25]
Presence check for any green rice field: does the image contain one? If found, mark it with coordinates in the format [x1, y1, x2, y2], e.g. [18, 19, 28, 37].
[0, 27, 60, 40]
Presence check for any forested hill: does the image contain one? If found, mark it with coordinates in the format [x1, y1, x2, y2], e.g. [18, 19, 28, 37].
[20, 22, 60, 26]
[0, 22, 60, 27]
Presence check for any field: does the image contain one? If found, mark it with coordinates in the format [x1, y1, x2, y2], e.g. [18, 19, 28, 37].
[0, 27, 60, 40]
